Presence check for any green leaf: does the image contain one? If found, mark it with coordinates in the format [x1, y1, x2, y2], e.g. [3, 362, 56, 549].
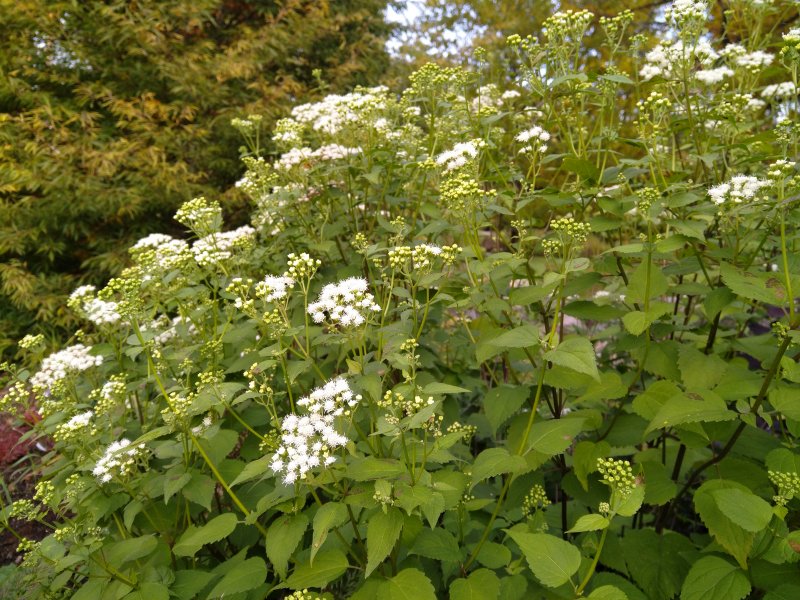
[173, 570, 214, 600]
[526, 417, 586, 456]
[695, 480, 755, 569]
[622, 303, 672, 335]
[471, 448, 527, 488]
[622, 529, 694, 600]
[366, 507, 404, 577]
[764, 585, 800, 600]
[563, 300, 625, 321]
[410, 527, 460, 562]
[103, 535, 157, 566]
[632, 380, 682, 421]
[712, 488, 774, 532]
[485, 325, 540, 350]
[720, 263, 784, 305]
[563, 156, 600, 182]
[163, 470, 191, 504]
[422, 382, 471, 395]
[678, 345, 727, 390]
[230, 454, 272, 486]
[311, 502, 348, 563]
[573, 441, 611, 491]
[348, 457, 406, 481]
[121, 583, 169, 600]
[507, 531, 581, 588]
[544, 336, 600, 381]
[207, 557, 267, 598]
[568, 514, 609, 533]
[172, 513, 238, 558]
[384, 568, 436, 600]
[284, 549, 348, 590]
[645, 391, 735, 435]
[704, 287, 736, 319]
[588, 585, 629, 600]
[450, 569, 501, 600]
[680, 556, 750, 600]
[266, 513, 308, 579]
[484, 385, 529, 434]
[625, 261, 669, 304]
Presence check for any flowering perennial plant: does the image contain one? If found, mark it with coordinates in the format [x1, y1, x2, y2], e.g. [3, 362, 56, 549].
[3, 2, 800, 599]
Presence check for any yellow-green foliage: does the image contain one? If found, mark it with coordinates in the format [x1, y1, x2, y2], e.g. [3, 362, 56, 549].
[0, 0, 393, 355]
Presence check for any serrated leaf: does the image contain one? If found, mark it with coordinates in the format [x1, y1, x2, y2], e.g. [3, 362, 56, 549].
[626, 260, 669, 304]
[284, 549, 348, 590]
[348, 457, 406, 481]
[720, 263, 783, 305]
[121, 582, 169, 600]
[471, 448, 527, 488]
[485, 325, 540, 350]
[695, 480, 755, 569]
[678, 345, 727, 390]
[568, 513, 609, 533]
[366, 507, 404, 577]
[207, 557, 266, 598]
[507, 531, 581, 588]
[422, 382, 470, 395]
[622, 529, 694, 600]
[266, 513, 308, 578]
[172, 513, 238, 558]
[103, 535, 157, 566]
[544, 336, 600, 381]
[588, 585, 629, 600]
[449, 568, 501, 600]
[680, 556, 750, 600]
[230, 454, 272, 486]
[645, 392, 735, 435]
[712, 488, 773, 532]
[484, 385, 529, 434]
[409, 527, 460, 561]
[526, 417, 586, 456]
[311, 502, 348, 563]
[383, 568, 436, 600]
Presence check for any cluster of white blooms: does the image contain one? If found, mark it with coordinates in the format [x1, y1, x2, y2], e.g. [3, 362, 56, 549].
[192, 226, 256, 266]
[54, 411, 95, 442]
[708, 175, 769, 205]
[92, 439, 147, 484]
[762, 82, 797, 100]
[130, 233, 191, 270]
[516, 125, 551, 154]
[308, 277, 380, 327]
[31, 344, 103, 393]
[175, 197, 222, 234]
[736, 51, 774, 69]
[288, 86, 389, 136]
[436, 140, 484, 172]
[767, 159, 796, 180]
[695, 66, 734, 85]
[640, 40, 718, 80]
[470, 84, 503, 113]
[501, 90, 521, 101]
[142, 315, 198, 346]
[270, 378, 360, 484]
[274, 144, 361, 171]
[69, 284, 122, 325]
[784, 28, 800, 44]
[664, 0, 708, 26]
[255, 275, 295, 302]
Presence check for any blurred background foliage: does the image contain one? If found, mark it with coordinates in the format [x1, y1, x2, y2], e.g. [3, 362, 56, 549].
[0, 0, 394, 355]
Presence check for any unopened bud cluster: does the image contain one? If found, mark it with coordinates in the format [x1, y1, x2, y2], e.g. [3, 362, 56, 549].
[522, 484, 551, 517]
[597, 457, 637, 496]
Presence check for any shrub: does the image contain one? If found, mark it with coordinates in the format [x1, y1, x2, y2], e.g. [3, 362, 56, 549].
[3, 1, 800, 598]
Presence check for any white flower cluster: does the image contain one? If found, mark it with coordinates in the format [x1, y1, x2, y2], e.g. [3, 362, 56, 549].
[142, 315, 198, 346]
[784, 28, 800, 44]
[92, 439, 147, 484]
[289, 86, 390, 136]
[255, 275, 295, 302]
[274, 144, 361, 171]
[308, 277, 380, 327]
[436, 140, 484, 172]
[708, 175, 769, 205]
[192, 226, 256, 266]
[270, 378, 360, 484]
[516, 126, 551, 154]
[736, 51, 774, 69]
[502, 90, 521, 101]
[130, 233, 191, 270]
[664, 0, 708, 26]
[762, 82, 797, 100]
[31, 344, 103, 393]
[695, 66, 733, 85]
[54, 411, 95, 442]
[175, 197, 222, 234]
[69, 285, 122, 325]
[640, 40, 718, 80]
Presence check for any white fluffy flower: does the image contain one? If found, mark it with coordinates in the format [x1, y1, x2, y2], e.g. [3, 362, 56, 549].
[436, 140, 484, 172]
[708, 175, 769, 205]
[735, 51, 773, 69]
[255, 275, 295, 302]
[93, 439, 147, 484]
[271, 378, 360, 484]
[307, 277, 380, 327]
[31, 344, 103, 393]
[761, 82, 797, 100]
[695, 66, 733, 85]
[192, 226, 256, 266]
[640, 40, 718, 80]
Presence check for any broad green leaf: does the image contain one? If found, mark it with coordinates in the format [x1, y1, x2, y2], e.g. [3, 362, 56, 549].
[568, 513, 609, 533]
[764, 585, 800, 600]
[632, 380, 683, 421]
[485, 325, 540, 350]
[475, 542, 512, 569]
[266, 513, 308, 579]
[704, 286, 736, 319]
[484, 385, 529, 434]
[544, 336, 600, 381]
[348, 457, 406, 481]
[573, 441, 611, 491]
[103, 535, 157, 566]
[680, 556, 750, 600]
[695, 480, 755, 569]
[622, 529, 694, 600]
[614, 485, 645, 517]
[172, 570, 214, 600]
[230, 454, 272, 486]
[311, 502, 348, 563]
[172, 513, 238, 558]
[409, 527, 460, 561]
[121, 583, 169, 600]
[625, 260, 669, 304]
[645, 392, 735, 435]
[422, 382, 470, 395]
[366, 507, 404, 577]
[471, 448, 527, 488]
[588, 585, 629, 600]
[563, 156, 600, 182]
[563, 300, 625, 321]
[678, 345, 727, 390]
[163, 470, 191, 504]
[712, 488, 773, 532]
[526, 417, 586, 456]
[450, 568, 501, 600]
[383, 568, 436, 600]
[720, 263, 783, 305]
[622, 303, 672, 336]
[207, 557, 267, 598]
[507, 531, 581, 588]
[284, 549, 348, 590]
